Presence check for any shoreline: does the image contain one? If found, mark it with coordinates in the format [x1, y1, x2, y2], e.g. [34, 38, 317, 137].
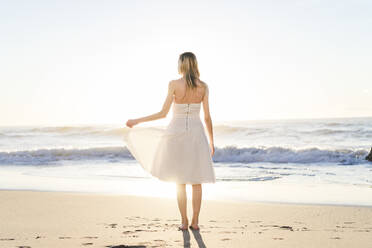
[1, 188, 372, 209]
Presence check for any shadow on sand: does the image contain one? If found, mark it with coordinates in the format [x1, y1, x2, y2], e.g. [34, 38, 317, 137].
[181, 228, 207, 248]
[105, 227, 207, 248]
[106, 245, 146, 248]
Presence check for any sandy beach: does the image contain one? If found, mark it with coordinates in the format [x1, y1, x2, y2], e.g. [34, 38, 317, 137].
[2, 0, 372, 247]
[0, 190, 371, 248]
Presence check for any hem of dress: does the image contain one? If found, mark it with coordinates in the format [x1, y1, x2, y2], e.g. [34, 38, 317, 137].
[153, 175, 216, 184]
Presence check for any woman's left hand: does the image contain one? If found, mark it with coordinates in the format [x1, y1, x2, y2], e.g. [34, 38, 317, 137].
[210, 143, 215, 157]
[126, 119, 139, 128]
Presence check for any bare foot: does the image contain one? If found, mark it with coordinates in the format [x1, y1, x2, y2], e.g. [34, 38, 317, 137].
[189, 223, 200, 230]
[178, 220, 189, 231]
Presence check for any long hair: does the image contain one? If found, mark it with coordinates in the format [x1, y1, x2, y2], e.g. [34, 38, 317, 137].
[178, 52, 200, 99]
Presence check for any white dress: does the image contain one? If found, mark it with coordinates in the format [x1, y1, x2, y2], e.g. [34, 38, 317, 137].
[123, 102, 216, 184]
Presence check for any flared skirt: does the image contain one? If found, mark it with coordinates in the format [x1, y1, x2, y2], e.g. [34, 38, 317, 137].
[123, 118, 216, 184]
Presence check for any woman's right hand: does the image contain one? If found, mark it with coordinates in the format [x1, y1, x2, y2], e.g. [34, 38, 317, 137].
[126, 119, 139, 128]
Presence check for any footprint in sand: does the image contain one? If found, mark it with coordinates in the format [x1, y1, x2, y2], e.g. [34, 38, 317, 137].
[353, 229, 370, 232]
[82, 243, 93, 246]
[130, 229, 157, 233]
[250, 220, 262, 223]
[82, 236, 98, 239]
[209, 226, 222, 229]
[330, 237, 341, 240]
[266, 224, 294, 231]
[17, 246, 31, 248]
[128, 216, 148, 221]
[336, 225, 354, 229]
[221, 238, 231, 241]
[279, 225, 294, 231]
[219, 231, 237, 234]
[0, 238, 15, 241]
[273, 237, 284, 240]
[153, 239, 166, 246]
[58, 237, 72, 239]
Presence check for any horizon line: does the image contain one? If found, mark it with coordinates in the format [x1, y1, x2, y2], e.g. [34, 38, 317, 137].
[1, 115, 372, 127]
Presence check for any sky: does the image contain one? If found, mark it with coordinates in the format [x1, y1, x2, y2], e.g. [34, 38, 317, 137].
[1, 0, 371, 126]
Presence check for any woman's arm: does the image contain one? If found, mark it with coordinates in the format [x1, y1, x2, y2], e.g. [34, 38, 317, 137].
[202, 84, 215, 156]
[126, 81, 175, 128]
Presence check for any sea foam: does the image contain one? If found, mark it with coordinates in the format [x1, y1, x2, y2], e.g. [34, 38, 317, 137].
[0, 146, 369, 166]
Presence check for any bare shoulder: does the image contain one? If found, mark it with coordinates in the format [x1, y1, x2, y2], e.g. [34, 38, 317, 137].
[168, 79, 177, 87]
[173, 77, 184, 83]
[170, 78, 183, 86]
[198, 80, 209, 91]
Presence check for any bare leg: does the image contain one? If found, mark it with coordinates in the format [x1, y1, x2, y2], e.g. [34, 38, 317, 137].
[177, 184, 188, 229]
[191, 184, 202, 229]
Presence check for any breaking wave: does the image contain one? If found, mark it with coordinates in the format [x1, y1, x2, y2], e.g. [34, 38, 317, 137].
[0, 146, 369, 166]
[213, 146, 369, 165]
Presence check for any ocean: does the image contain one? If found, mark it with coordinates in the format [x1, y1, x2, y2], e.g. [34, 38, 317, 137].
[1, 117, 371, 206]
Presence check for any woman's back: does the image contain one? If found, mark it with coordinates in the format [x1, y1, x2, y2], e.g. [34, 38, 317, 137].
[173, 77, 207, 104]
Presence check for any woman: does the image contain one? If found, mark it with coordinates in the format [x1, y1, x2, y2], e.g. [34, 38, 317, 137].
[124, 52, 216, 231]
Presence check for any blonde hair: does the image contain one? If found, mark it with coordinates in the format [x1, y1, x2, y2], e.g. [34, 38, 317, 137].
[178, 52, 201, 99]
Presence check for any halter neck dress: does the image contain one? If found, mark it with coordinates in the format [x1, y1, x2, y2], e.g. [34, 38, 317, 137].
[123, 102, 216, 184]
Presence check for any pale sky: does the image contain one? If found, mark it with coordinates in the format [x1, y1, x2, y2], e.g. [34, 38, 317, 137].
[1, 0, 371, 126]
